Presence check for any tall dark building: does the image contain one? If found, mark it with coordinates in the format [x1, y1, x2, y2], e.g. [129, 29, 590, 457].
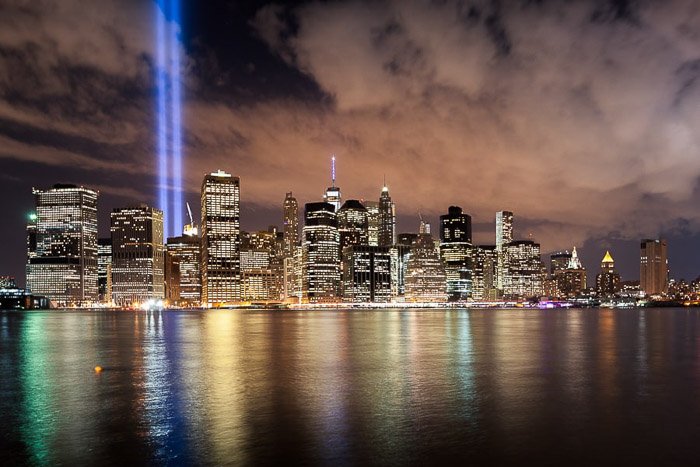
[337, 200, 369, 249]
[283, 192, 299, 258]
[342, 245, 391, 303]
[26, 184, 98, 305]
[302, 202, 340, 302]
[378, 185, 396, 247]
[201, 170, 241, 306]
[640, 239, 668, 296]
[110, 205, 165, 306]
[439, 206, 472, 301]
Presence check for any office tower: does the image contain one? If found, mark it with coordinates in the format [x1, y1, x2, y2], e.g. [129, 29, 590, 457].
[439, 206, 473, 301]
[165, 232, 201, 306]
[337, 200, 369, 249]
[503, 240, 544, 299]
[283, 192, 299, 258]
[472, 245, 498, 301]
[596, 250, 621, 297]
[283, 248, 303, 301]
[302, 202, 340, 302]
[201, 170, 241, 306]
[364, 201, 380, 246]
[553, 247, 586, 298]
[640, 239, 668, 296]
[342, 245, 392, 303]
[323, 155, 341, 211]
[26, 184, 98, 306]
[405, 228, 447, 302]
[390, 244, 411, 299]
[378, 185, 396, 247]
[240, 229, 283, 301]
[97, 238, 112, 303]
[397, 233, 418, 247]
[495, 210, 514, 291]
[110, 205, 165, 306]
[550, 250, 572, 275]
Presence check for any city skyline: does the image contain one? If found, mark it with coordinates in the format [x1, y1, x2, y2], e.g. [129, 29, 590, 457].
[2, 0, 700, 285]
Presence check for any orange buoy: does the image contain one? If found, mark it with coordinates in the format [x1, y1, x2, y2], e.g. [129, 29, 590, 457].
[94, 366, 103, 373]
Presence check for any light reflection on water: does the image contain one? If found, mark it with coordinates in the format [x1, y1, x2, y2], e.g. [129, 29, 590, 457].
[3, 308, 700, 465]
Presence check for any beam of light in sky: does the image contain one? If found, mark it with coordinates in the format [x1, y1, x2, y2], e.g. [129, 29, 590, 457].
[156, 0, 169, 236]
[169, 0, 183, 237]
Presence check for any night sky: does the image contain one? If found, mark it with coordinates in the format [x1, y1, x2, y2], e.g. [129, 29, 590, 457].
[1, 0, 699, 286]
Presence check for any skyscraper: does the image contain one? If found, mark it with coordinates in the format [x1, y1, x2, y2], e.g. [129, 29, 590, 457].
[378, 185, 396, 247]
[283, 192, 299, 258]
[472, 245, 498, 301]
[439, 206, 472, 301]
[165, 232, 201, 306]
[342, 245, 392, 303]
[640, 239, 668, 296]
[200, 170, 241, 306]
[97, 238, 112, 303]
[503, 240, 544, 299]
[240, 229, 283, 301]
[26, 184, 98, 305]
[110, 205, 164, 306]
[405, 225, 447, 302]
[337, 200, 369, 249]
[495, 210, 513, 291]
[554, 247, 586, 298]
[323, 155, 341, 211]
[364, 200, 380, 246]
[302, 202, 340, 302]
[596, 250, 621, 297]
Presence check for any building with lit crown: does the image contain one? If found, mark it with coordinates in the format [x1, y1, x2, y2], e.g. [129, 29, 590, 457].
[26, 184, 99, 306]
[110, 205, 165, 306]
[201, 170, 241, 306]
[596, 250, 621, 297]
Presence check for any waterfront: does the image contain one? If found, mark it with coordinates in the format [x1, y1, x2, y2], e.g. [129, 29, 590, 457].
[2, 308, 700, 465]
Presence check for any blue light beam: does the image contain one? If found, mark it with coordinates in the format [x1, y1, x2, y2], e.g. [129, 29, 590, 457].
[169, 0, 183, 237]
[156, 0, 169, 234]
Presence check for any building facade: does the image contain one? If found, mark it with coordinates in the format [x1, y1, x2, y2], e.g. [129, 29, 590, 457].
[302, 202, 340, 302]
[378, 185, 396, 247]
[165, 233, 201, 306]
[439, 206, 472, 301]
[640, 239, 668, 296]
[405, 231, 447, 302]
[503, 240, 544, 299]
[97, 238, 112, 303]
[342, 245, 392, 302]
[495, 210, 514, 292]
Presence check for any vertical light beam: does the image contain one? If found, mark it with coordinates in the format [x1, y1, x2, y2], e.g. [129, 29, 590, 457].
[156, 0, 169, 232]
[169, 0, 183, 237]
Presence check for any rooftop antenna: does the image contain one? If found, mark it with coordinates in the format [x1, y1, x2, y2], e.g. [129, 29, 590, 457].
[331, 154, 336, 187]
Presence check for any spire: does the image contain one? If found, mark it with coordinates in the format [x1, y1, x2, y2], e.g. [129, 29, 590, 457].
[382, 174, 388, 192]
[331, 154, 336, 187]
[567, 246, 583, 269]
[602, 250, 614, 263]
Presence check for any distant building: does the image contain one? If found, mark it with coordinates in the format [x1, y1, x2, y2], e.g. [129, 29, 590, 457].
[302, 202, 340, 302]
[201, 170, 241, 306]
[240, 229, 283, 301]
[472, 245, 498, 301]
[405, 227, 447, 302]
[596, 251, 621, 297]
[503, 240, 544, 299]
[283, 192, 299, 258]
[110, 205, 165, 306]
[364, 200, 380, 247]
[640, 239, 668, 296]
[390, 244, 411, 299]
[378, 185, 396, 247]
[97, 238, 112, 303]
[165, 233, 201, 306]
[26, 184, 99, 306]
[342, 245, 392, 302]
[553, 247, 586, 298]
[439, 206, 472, 301]
[495, 210, 514, 292]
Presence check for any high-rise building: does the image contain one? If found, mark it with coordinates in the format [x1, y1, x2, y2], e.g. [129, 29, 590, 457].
[405, 228, 447, 302]
[240, 229, 283, 301]
[323, 155, 341, 211]
[26, 184, 99, 306]
[640, 239, 668, 296]
[110, 205, 164, 306]
[439, 206, 472, 301]
[342, 245, 392, 303]
[97, 238, 112, 303]
[472, 245, 498, 301]
[390, 244, 411, 299]
[364, 201, 380, 246]
[337, 200, 369, 249]
[378, 185, 396, 247]
[596, 250, 621, 297]
[201, 170, 241, 306]
[302, 202, 340, 302]
[495, 210, 513, 291]
[283, 192, 299, 258]
[553, 247, 586, 298]
[503, 240, 543, 299]
[165, 232, 201, 306]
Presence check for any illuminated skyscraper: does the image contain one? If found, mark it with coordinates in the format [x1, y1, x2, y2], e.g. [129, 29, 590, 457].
[503, 240, 544, 299]
[364, 201, 380, 246]
[472, 245, 498, 301]
[405, 226, 447, 302]
[110, 205, 165, 306]
[201, 170, 241, 306]
[97, 238, 112, 303]
[640, 239, 668, 296]
[495, 210, 513, 291]
[378, 185, 396, 247]
[596, 250, 621, 297]
[390, 244, 411, 299]
[165, 232, 201, 306]
[26, 184, 98, 305]
[283, 192, 299, 258]
[439, 206, 472, 301]
[337, 200, 369, 249]
[342, 245, 392, 302]
[302, 202, 340, 302]
[553, 247, 586, 298]
[323, 155, 341, 211]
[240, 229, 283, 301]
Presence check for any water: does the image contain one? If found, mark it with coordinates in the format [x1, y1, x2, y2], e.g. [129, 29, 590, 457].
[1, 308, 700, 466]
